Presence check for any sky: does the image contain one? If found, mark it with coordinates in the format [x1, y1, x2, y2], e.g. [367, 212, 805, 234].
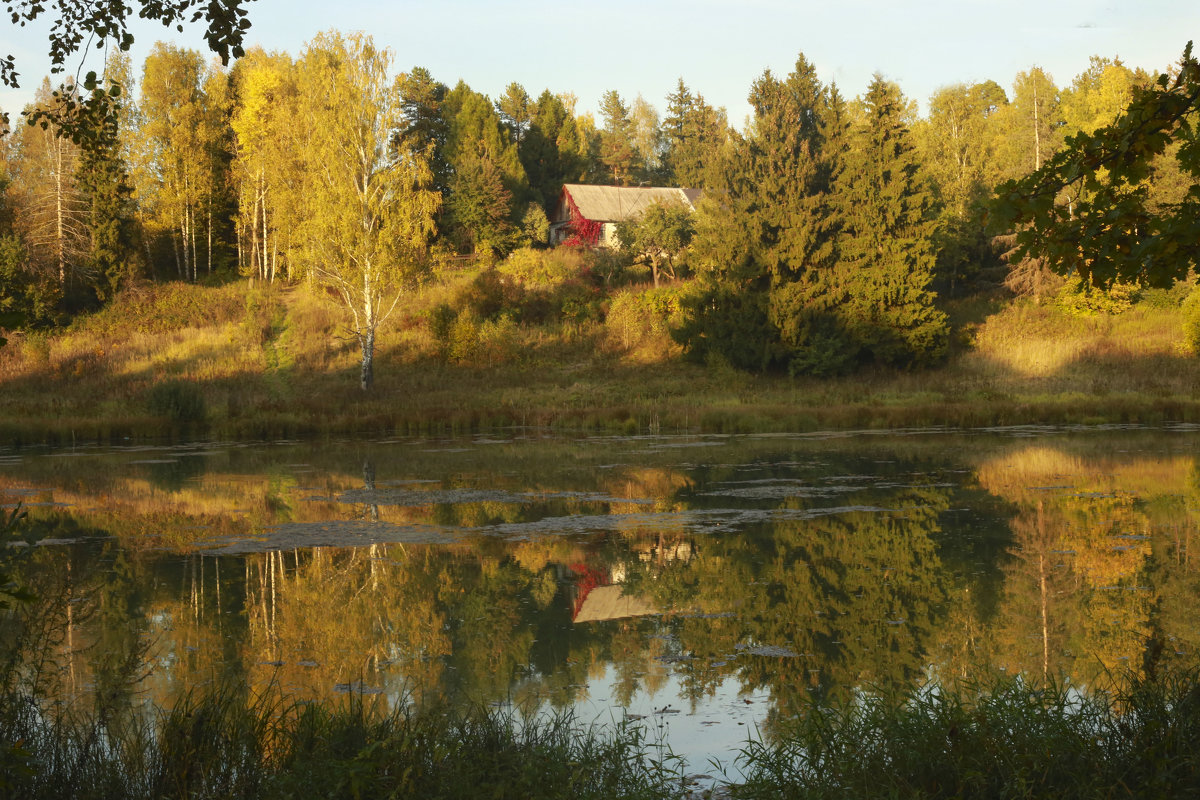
[2, 1, 1197, 127]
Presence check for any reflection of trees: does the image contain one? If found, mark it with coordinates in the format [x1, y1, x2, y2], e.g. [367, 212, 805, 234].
[11, 436, 1200, 742]
[975, 446, 1200, 688]
[628, 483, 954, 724]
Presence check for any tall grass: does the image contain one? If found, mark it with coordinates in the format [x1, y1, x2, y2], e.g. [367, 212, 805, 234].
[1, 685, 685, 800]
[732, 670, 1200, 799]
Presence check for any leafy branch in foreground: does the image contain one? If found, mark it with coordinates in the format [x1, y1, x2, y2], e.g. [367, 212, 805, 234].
[3, 1, 254, 142]
[993, 41, 1200, 288]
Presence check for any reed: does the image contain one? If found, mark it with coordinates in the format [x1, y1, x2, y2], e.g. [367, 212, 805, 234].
[731, 668, 1200, 799]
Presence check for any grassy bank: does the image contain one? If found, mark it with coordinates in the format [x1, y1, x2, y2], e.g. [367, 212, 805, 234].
[0, 272, 1198, 446]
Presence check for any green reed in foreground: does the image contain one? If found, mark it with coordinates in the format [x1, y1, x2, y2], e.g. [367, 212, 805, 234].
[0, 685, 684, 800]
[4, 668, 1200, 798]
[732, 669, 1200, 799]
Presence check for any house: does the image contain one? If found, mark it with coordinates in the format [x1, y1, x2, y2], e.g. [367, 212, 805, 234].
[549, 184, 702, 248]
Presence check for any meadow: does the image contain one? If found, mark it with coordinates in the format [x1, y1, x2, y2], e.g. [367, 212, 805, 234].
[0, 252, 1198, 446]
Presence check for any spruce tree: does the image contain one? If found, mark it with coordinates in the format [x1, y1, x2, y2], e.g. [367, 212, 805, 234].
[75, 102, 138, 301]
[824, 75, 947, 369]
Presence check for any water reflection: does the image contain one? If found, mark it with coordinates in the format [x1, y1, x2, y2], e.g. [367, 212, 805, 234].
[3, 430, 1200, 768]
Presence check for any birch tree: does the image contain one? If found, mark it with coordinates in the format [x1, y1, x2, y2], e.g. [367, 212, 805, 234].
[296, 31, 440, 390]
[138, 44, 231, 280]
[231, 48, 301, 282]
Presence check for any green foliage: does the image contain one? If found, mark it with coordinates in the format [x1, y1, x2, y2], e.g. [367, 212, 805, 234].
[456, 269, 527, 320]
[519, 202, 550, 246]
[1054, 278, 1140, 316]
[67, 282, 245, 337]
[616, 201, 695, 286]
[146, 380, 207, 424]
[3, 0, 252, 144]
[682, 64, 946, 376]
[1139, 279, 1193, 309]
[501, 247, 587, 285]
[605, 285, 688, 353]
[994, 42, 1200, 288]
[1183, 285, 1200, 354]
[662, 78, 728, 188]
[0, 678, 682, 800]
[0, 234, 61, 327]
[676, 283, 780, 371]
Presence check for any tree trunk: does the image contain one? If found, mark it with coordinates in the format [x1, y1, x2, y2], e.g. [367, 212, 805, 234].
[55, 140, 66, 287]
[360, 328, 375, 391]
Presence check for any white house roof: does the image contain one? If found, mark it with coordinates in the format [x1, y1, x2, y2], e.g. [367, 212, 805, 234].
[563, 184, 702, 223]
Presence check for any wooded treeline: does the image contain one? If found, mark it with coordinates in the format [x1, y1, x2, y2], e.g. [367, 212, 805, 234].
[0, 33, 1194, 379]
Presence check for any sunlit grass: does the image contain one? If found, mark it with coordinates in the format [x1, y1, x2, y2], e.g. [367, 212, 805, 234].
[2, 278, 1200, 444]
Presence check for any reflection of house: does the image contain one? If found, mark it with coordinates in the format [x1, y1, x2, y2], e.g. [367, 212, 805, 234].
[568, 562, 659, 623]
[550, 184, 702, 248]
[573, 585, 659, 623]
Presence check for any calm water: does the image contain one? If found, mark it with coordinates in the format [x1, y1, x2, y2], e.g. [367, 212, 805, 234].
[3, 426, 1200, 773]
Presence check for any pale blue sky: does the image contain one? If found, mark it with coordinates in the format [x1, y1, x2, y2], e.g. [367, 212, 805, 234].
[2, 1, 1197, 126]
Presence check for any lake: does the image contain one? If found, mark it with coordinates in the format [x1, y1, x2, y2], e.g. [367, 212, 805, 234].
[3, 425, 1199, 776]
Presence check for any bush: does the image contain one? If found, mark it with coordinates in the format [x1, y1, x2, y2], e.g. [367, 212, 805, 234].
[1054, 279, 1140, 316]
[1140, 279, 1195, 309]
[458, 269, 526, 321]
[605, 286, 687, 355]
[1183, 285, 1200, 354]
[499, 247, 589, 285]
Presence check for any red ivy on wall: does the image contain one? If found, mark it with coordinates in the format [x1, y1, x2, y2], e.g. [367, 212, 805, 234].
[561, 191, 602, 247]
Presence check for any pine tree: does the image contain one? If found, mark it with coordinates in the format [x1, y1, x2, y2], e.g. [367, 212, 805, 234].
[518, 89, 583, 212]
[495, 82, 532, 145]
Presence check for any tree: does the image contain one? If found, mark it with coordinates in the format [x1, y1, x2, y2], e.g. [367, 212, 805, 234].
[993, 67, 1063, 180]
[820, 75, 947, 370]
[994, 42, 1200, 288]
[518, 89, 586, 211]
[916, 80, 1008, 292]
[495, 82, 532, 145]
[137, 44, 231, 280]
[599, 89, 637, 185]
[440, 82, 530, 255]
[662, 79, 728, 188]
[1060, 57, 1145, 138]
[396, 67, 449, 192]
[629, 94, 663, 181]
[616, 200, 694, 286]
[679, 54, 841, 372]
[294, 31, 440, 391]
[10, 79, 88, 296]
[230, 47, 301, 281]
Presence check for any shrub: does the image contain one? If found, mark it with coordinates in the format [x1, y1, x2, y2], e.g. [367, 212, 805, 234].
[1140, 279, 1195, 309]
[1183, 285, 1200, 354]
[458, 269, 526, 321]
[499, 247, 588, 285]
[1054, 279, 1140, 316]
[605, 286, 687, 356]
